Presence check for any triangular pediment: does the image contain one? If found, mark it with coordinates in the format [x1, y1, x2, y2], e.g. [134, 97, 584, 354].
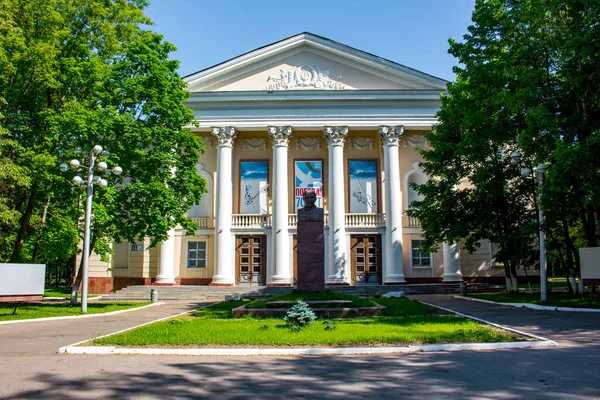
[184, 33, 447, 92]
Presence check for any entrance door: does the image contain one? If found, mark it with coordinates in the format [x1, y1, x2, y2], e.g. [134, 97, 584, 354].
[236, 235, 266, 286]
[350, 235, 382, 285]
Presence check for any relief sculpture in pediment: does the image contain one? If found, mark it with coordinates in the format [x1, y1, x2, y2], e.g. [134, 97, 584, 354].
[265, 63, 346, 90]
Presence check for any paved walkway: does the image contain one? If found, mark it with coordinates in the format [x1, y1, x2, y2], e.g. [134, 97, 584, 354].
[413, 295, 600, 347]
[0, 300, 212, 356]
[0, 296, 598, 399]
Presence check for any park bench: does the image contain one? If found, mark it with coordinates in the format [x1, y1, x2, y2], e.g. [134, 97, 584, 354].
[0, 263, 46, 315]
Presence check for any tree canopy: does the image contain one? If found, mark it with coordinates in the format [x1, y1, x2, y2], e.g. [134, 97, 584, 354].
[0, 0, 205, 273]
[409, 0, 600, 289]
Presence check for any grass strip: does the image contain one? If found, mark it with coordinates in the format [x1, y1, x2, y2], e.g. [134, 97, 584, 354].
[518, 281, 569, 290]
[94, 316, 513, 347]
[44, 288, 96, 299]
[246, 290, 375, 309]
[0, 302, 151, 321]
[95, 298, 514, 347]
[375, 297, 437, 317]
[470, 292, 600, 309]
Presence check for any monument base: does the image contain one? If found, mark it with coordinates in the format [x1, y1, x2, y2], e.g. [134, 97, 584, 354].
[297, 220, 325, 290]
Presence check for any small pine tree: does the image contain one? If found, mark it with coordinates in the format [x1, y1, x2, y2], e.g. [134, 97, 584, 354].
[284, 301, 316, 330]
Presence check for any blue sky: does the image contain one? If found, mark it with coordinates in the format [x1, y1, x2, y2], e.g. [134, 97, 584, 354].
[144, 0, 476, 82]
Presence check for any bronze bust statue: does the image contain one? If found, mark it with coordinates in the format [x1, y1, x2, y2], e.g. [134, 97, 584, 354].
[297, 190, 324, 222]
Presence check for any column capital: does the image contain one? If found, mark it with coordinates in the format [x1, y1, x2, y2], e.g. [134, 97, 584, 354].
[268, 126, 293, 147]
[378, 125, 404, 145]
[324, 126, 349, 146]
[212, 127, 237, 146]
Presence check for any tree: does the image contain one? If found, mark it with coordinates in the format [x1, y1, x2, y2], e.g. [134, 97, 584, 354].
[409, 0, 600, 292]
[0, 0, 206, 300]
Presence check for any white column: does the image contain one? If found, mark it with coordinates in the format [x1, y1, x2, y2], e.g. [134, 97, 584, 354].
[211, 127, 236, 285]
[155, 228, 176, 284]
[324, 126, 349, 284]
[379, 126, 406, 283]
[268, 126, 292, 286]
[443, 242, 463, 282]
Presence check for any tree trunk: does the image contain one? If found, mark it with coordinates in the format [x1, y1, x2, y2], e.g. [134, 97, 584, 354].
[586, 205, 597, 247]
[557, 246, 573, 294]
[503, 261, 513, 292]
[69, 233, 97, 305]
[11, 181, 39, 262]
[595, 204, 600, 245]
[69, 259, 83, 306]
[562, 218, 578, 294]
[570, 268, 579, 295]
[32, 196, 51, 261]
[510, 263, 519, 291]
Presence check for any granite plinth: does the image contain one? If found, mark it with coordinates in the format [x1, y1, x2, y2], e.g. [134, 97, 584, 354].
[297, 220, 325, 290]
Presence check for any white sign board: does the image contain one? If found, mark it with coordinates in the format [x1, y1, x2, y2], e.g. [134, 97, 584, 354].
[240, 161, 268, 214]
[349, 160, 378, 213]
[0, 263, 46, 295]
[580, 247, 600, 279]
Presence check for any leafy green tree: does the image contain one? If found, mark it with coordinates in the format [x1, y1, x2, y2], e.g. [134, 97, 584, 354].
[410, 0, 600, 292]
[0, 0, 206, 300]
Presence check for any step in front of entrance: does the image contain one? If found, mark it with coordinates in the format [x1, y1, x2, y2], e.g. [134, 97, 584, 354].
[101, 283, 465, 301]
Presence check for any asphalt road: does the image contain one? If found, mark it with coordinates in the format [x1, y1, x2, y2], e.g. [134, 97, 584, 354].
[0, 296, 598, 399]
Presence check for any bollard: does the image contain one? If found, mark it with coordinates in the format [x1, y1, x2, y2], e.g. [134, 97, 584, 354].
[460, 281, 468, 296]
[150, 288, 158, 302]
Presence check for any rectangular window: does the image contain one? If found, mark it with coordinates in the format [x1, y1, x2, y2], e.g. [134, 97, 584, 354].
[187, 241, 207, 269]
[411, 240, 431, 267]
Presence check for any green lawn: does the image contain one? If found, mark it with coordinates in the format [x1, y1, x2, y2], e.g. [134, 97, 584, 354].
[95, 298, 515, 347]
[470, 292, 600, 309]
[520, 281, 569, 290]
[0, 302, 151, 321]
[246, 290, 375, 309]
[44, 288, 97, 299]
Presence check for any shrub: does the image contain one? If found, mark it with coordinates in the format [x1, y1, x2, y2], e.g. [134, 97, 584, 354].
[284, 301, 316, 330]
[323, 319, 337, 331]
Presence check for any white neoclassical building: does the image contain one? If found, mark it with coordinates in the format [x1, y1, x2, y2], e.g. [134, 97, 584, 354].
[85, 33, 504, 293]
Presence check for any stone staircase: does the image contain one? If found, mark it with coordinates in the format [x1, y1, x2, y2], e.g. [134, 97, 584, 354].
[101, 285, 291, 301]
[333, 283, 461, 297]
[100, 282, 507, 301]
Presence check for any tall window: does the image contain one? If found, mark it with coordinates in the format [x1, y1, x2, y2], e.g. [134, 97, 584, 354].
[407, 171, 427, 207]
[188, 164, 213, 218]
[411, 240, 431, 267]
[187, 241, 207, 268]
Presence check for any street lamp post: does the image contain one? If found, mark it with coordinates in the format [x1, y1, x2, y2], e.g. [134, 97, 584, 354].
[60, 145, 122, 312]
[510, 151, 547, 302]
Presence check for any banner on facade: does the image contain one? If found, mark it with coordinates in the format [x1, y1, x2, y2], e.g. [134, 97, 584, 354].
[349, 160, 377, 213]
[240, 161, 268, 214]
[294, 160, 323, 212]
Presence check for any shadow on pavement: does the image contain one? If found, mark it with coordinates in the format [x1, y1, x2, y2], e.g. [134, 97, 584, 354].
[5, 345, 600, 399]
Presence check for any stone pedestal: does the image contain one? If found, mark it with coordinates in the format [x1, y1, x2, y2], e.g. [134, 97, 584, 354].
[297, 221, 325, 290]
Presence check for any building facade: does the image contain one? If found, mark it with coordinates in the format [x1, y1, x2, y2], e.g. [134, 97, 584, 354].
[85, 33, 504, 293]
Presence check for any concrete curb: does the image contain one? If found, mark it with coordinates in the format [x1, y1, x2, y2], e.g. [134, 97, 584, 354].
[62, 340, 558, 356]
[59, 300, 557, 356]
[455, 295, 600, 313]
[0, 302, 164, 326]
